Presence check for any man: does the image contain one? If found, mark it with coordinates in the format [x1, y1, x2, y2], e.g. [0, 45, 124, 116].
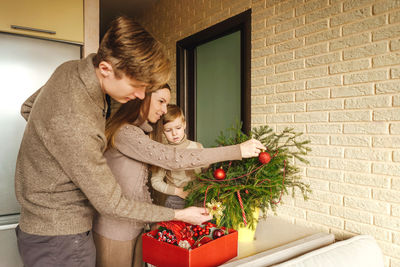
[15, 16, 211, 267]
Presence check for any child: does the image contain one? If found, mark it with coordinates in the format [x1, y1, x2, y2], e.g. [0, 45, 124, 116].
[151, 104, 204, 209]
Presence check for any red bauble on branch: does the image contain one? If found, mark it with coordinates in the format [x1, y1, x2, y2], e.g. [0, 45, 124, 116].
[213, 168, 226, 180]
[259, 151, 272, 164]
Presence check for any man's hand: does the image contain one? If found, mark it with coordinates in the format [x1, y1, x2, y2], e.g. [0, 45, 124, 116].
[174, 207, 212, 225]
[239, 139, 266, 158]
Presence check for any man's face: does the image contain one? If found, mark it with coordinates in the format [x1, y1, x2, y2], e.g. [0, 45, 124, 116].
[97, 61, 149, 103]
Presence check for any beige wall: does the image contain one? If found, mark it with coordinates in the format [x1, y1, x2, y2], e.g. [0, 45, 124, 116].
[136, 0, 400, 266]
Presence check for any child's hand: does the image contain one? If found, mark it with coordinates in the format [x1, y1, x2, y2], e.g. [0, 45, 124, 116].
[175, 187, 189, 199]
[239, 139, 266, 158]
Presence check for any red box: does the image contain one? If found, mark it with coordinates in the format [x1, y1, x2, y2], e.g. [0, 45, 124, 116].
[142, 229, 238, 267]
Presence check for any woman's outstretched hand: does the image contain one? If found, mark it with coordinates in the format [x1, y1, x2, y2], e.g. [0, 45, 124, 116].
[174, 207, 212, 225]
[239, 139, 266, 158]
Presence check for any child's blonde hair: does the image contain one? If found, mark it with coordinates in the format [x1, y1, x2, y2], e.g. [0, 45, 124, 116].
[162, 104, 185, 125]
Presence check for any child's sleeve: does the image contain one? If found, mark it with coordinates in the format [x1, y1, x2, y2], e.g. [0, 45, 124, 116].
[151, 168, 177, 195]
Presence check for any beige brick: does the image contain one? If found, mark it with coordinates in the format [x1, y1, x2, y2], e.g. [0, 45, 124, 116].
[302, 177, 330, 190]
[276, 59, 304, 73]
[276, 17, 304, 33]
[275, 0, 304, 14]
[307, 167, 343, 182]
[276, 81, 306, 93]
[376, 80, 400, 94]
[252, 6, 274, 22]
[330, 110, 371, 122]
[343, 0, 376, 12]
[266, 92, 294, 104]
[393, 203, 400, 215]
[307, 99, 343, 111]
[295, 112, 329, 122]
[276, 124, 306, 133]
[374, 214, 400, 231]
[307, 123, 342, 133]
[345, 221, 391, 241]
[344, 69, 388, 85]
[252, 57, 265, 68]
[305, 52, 341, 67]
[345, 95, 392, 109]
[329, 59, 370, 74]
[331, 135, 370, 147]
[295, 43, 328, 58]
[295, 66, 328, 80]
[299, 134, 329, 145]
[295, 197, 330, 213]
[377, 239, 400, 259]
[394, 95, 400, 106]
[373, 162, 400, 175]
[276, 38, 304, 53]
[296, 20, 328, 37]
[266, 31, 294, 46]
[305, 28, 341, 45]
[253, 85, 275, 95]
[252, 46, 274, 58]
[252, 114, 266, 124]
[252, 105, 275, 114]
[252, 95, 266, 105]
[276, 102, 305, 113]
[330, 32, 370, 51]
[266, 113, 294, 123]
[373, 189, 400, 204]
[345, 148, 391, 161]
[390, 10, 400, 24]
[253, 27, 274, 40]
[330, 6, 371, 27]
[391, 39, 400, 51]
[373, 0, 400, 15]
[374, 108, 400, 121]
[306, 3, 341, 23]
[252, 19, 266, 32]
[373, 24, 400, 41]
[331, 206, 373, 224]
[331, 84, 374, 98]
[391, 123, 400, 134]
[343, 15, 387, 36]
[308, 76, 342, 90]
[394, 232, 400, 246]
[373, 52, 400, 67]
[374, 136, 400, 148]
[295, 88, 330, 101]
[345, 172, 390, 188]
[309, 190, 343, 205]
[394, 150, 400, 162]
[252, 66, 274, 77]
[343, 42, 388, 60]
[296, 0, 327, 17]
[266, 51, 294, 65]
[306, 210, 344, 229]
[344, 196, 390, 214]
[275, 205, 307, 219]
[227, 1, 251, 16]
[252, 39, 266, 49]
[344, 123, 388, 134]
[209, 9, 231, 27]
[266, 73, 294, 84]
[266, 10, 293, 26]
[391, 258, 400, 267]
[305, 156, 329, 168]
[330, 159, 371, 173]
[392, 67, 400, 78]
[252, 76, 265, 86]
[309, 145, 343, 157]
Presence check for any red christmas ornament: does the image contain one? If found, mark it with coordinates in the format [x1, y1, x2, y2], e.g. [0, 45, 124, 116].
[213, 168, 226, 180]
[212, 229, 225, 239]
[258, 151, 272, 164]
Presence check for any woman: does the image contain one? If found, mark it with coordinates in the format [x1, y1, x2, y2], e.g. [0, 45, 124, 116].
[93, 85, 265, 267]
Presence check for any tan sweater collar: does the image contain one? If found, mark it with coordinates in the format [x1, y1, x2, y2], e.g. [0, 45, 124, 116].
[77, 53, 104, 112]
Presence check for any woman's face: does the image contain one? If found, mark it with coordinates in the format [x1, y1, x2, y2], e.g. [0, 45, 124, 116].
[147, 88, 171, 123]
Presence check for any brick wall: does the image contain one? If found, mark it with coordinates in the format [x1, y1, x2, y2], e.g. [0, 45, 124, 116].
[136, 0, 400, 265]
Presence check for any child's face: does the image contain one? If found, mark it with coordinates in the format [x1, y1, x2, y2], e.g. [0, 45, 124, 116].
[163, 117, 186, 144]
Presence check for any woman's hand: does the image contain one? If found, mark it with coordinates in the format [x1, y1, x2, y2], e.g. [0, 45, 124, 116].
[175, 187, 189, 199]
[174, 207, 212, 225]
[239, 139, 266, 158]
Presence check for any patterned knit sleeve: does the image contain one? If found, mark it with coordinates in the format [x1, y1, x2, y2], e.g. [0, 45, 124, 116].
[114, 124, 242, 171]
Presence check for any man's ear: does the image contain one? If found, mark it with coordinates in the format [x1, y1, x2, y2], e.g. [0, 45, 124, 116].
[98, 61, 114, 78]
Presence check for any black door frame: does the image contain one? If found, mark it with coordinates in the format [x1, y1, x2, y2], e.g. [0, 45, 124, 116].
[176, 9, 251, 140]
